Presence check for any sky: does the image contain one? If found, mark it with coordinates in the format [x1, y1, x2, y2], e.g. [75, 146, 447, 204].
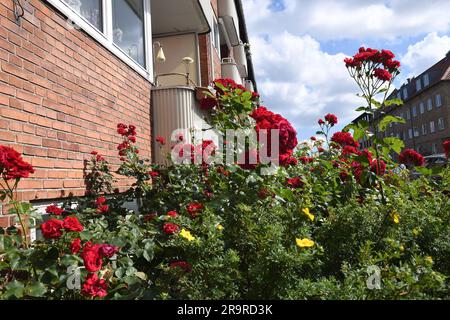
[242, 0, 450, 140]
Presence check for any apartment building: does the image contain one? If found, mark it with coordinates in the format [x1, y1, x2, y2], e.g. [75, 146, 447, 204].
[353, 52, 450, 156]
[0, 0, 256, 226]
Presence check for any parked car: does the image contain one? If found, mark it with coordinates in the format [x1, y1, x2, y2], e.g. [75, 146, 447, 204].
[424, 154, 448, 168]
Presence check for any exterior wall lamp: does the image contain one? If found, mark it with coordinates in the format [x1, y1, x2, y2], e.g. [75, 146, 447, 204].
[153, 41, 166, 63]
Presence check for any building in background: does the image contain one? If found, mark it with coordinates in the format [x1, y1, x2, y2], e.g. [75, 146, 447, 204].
[352, 51, 450, 156]
[0, 0, 256, 229]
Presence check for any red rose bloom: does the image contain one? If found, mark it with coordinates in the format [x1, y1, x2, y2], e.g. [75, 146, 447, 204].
[81, 273, 107, 298]
[299, 156, 314, 164]
[399, 149, 425, 167]
[443, 140, 450, 159]
[186, 202, 203, 218]
[0, 145, 35, 180]
[45, 205, 64, 216]
[70, 238, 82, 254]
[117, 123, 128, 136]
[318, 119, 325, 125]
[370, 159, 386, 176]
[286, 177, 304, 189]
[324, 113, 338, 126]
[96, 205, 109, 214]
[167, 211, 178, 218]
[280, 154, 298, 167]
[128, 136, 136, 143]
[95, 197, 106, 206]
[374, 68, 392, 82]
[81, 242, 103, 272]
[41, 219, 64, 239]
[63, 216, 84, 232]
[156, 136, 166, 145]
[170, 261, 192, 273]
[200, 97, 217, 110]
[99, 244, 119, 258]
[163, 223, 180, 235]
[331, 132, 359, 148]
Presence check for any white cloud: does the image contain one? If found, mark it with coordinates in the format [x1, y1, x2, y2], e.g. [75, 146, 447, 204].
[401, 32, 450, 76]
[251, 32, 362, 139]
[243, 0, 450, 41]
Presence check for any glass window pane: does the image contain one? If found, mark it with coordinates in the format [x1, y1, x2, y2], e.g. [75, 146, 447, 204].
[112, 0, 146, 68]
[63, 0, 103, 31]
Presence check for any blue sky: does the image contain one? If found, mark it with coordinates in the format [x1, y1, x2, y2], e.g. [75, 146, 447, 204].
[242, 0, 450, 141]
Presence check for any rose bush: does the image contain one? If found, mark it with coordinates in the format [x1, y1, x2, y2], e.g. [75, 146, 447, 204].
[0, 49, 449, 300]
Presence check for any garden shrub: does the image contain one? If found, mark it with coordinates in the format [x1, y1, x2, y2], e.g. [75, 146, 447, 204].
[0, 48, 449, 300]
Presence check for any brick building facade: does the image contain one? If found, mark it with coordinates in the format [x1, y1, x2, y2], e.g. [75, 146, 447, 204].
[0, 0, 256, 229]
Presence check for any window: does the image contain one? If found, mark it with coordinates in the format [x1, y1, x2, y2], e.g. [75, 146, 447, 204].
[432, 143, 437, 154]
[416, 78, 422, 92]
[400, 112, 404, 119]
[397, 91, 402, 100]
[63, 0, 103, 31]
[422, 124, 427, 135]
[413, 127, 420, 137]
[423, 73, 430, 87]
[403, 88, 408, 99]
[438, 117, 445, 130]
[436, 94, 442, 107]
[412, 106, 417, 117]
[406, 110, 411, 120]
[430, 121, 435, 133]
[427, 98, 433, 111]
[408, 129, 413, 139]
[112, 0, 146, 67]
[211, 16, 221, 53]
[48, 0, 152, 79]
[419, 102, 425, 114]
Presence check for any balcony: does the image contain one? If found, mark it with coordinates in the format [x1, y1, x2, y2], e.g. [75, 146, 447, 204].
[218, 0, 240, 46]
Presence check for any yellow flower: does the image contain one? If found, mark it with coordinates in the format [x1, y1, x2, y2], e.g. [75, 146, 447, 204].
[296, 238, 315, 248]
[399, 245, 405, 251]
[216, 224, 224, 231]
[412, 228, 420, 236]
[392, 212, 400, 224]
[425, 256, 433, 264]
[302, 208, 315, 222]
[179, 228, 195, 242]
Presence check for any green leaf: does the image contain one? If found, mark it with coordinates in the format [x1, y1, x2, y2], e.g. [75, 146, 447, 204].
[26, 282, 47, 298]
[383, 137, 404, 154]
[143, 242, 154, 262]
[385, 98, 403, 107]
[5, 280, 25, 299]
[378, 115, 406, 131]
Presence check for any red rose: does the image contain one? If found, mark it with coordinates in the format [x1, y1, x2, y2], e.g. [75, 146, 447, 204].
[63, 216, 84, 232]
[324, 113, 338, 126]
[81, 273, 107, 298]
[156, 136, 166, 145]
[186, 202, 204, 219]
[280, 154, 298, 167]
[81, 242, 103, 272]
[163, 223, 180, 235]
[299, 156, 314, 164]
[41, 219, 64, 239]
[117, 123, 128, 136]
[169, 261, 192, 273]
[149, 170, 159, 177]
[370, 159, 386, 176]
[200, 97, 217, 110]
[70, 238, 82, 254]
[45, 205, 64, 216]
[331, 132, 359, 148]
[128, 136, 136, 143]
[286, 177, 304, 189]
[373, 68, 392, 82]
[443, 140, 450, 159]
[167, 211, 178, 218]
[399, 149, 425, 167]
[318, 119, 325, 125]
[91, 151, 98, 155]
[96, 205, 109, 214]
[0, 145, 35, 180]
[99, 244, 119, 258]
[310, 136, 317, 141]
[95, 197, 106, 206]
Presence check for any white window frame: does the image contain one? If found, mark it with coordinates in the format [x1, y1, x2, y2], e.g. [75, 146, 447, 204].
[419, 102, 425, 114]
[416, 79, 421, 92]
[430, 121, 435, 133]
[438, 117, 445, 130]
[45, 0, 153, 82]
[413, 127, 419, 138]
[427, 98, 433, 111]
[423, 73, 430, 87]
[436, 94, 442, 107]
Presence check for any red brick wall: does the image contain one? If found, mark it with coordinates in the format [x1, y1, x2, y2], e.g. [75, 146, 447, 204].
[0, 0, 152, 210]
